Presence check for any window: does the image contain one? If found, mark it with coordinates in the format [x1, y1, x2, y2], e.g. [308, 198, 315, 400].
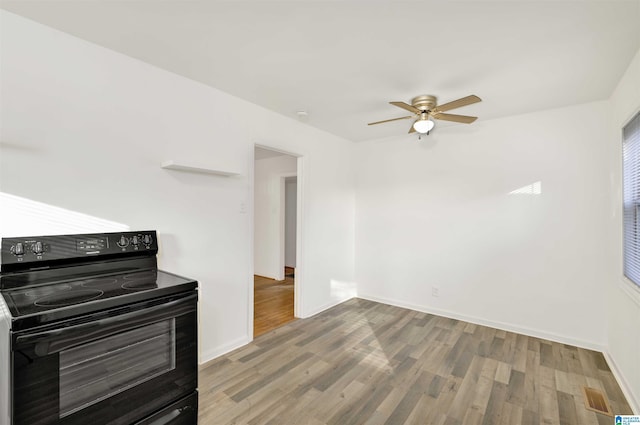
[623, 111, 640, 287]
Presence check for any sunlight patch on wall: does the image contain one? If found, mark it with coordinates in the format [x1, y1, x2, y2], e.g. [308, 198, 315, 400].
[0, 192, 129, 238]
[330, 279, 357, 300]
[509, 181, 542, 196]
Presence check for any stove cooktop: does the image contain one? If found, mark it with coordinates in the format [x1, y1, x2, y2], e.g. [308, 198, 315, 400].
[0, 231, 198, 331]
[1, 269, 196, 328]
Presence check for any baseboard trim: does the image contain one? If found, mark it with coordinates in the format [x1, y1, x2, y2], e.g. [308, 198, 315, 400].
[357, 294, 605, 352]
[603, 351, 640, 414]
[300, 296, 355, 319]
[199, 335, 252, 366]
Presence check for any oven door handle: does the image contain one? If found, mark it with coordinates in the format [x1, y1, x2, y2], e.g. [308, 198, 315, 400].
[15, 293, 197, 357]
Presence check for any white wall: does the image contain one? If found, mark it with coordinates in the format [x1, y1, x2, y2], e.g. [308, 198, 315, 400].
[254, 154, 296, 279]
[0, 11, 356, 363]
[606, 48, 640, 413]
[355, 100, 610, 349]
[285, 177, 297, 268]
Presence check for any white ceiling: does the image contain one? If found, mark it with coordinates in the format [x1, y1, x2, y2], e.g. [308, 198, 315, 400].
[2, 1, 639, 142]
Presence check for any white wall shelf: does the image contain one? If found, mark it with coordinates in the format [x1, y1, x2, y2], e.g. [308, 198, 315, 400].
[161, 160, 240, 177]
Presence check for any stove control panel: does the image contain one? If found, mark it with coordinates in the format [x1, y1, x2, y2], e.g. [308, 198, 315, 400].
[1, 231, 158, 271]
[7, 240, 50, 260]
[114, 233, 154, 251]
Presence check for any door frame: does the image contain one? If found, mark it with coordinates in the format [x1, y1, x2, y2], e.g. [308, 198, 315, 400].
[250, 144, 304, 340]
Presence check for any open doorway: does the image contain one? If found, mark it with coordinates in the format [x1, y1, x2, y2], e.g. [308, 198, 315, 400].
[253, 146, 299, 337]
[284, 176, 297, 279]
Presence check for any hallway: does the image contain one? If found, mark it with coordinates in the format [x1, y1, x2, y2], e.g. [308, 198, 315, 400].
[253, 272, 295, 337]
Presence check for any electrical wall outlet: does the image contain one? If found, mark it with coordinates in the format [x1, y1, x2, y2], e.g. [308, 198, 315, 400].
[432, 286, 440, 297]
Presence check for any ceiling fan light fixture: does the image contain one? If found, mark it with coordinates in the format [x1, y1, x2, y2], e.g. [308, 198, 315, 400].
[367, 94, 481, 134]
[413, 116, 435, 134]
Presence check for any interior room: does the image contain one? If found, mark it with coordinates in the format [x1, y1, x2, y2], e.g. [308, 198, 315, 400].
[1, 1, 639, 424]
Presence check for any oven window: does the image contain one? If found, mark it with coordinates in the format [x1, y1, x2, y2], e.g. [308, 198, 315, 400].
[58, 319, 176, 418]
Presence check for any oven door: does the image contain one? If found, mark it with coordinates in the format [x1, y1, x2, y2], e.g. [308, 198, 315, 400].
[11, 292, 197, 425]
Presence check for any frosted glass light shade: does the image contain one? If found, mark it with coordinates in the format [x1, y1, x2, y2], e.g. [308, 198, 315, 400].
[413, 118, 435, 134]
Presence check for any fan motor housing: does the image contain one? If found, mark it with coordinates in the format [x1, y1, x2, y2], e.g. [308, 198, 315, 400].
[411, 95, 437, 112]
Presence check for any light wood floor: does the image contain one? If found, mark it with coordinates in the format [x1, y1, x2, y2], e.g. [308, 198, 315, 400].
[200, 298, 632, 425]
[253, 274, 295, 337]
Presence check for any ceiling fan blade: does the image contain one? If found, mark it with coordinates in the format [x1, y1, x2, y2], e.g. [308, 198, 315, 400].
[390, 101, 421, 114]
[434, 95, 481, 113]
[368, 115, 414, 126]
[408, 124, 416, 134]
[432, 113, 478, 124]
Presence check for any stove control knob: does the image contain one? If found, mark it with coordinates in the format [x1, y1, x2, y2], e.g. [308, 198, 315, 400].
[131, 235, 140, 246]
[32, 241, 43, 255]
[142, 235, 153, 246]
[13, 243, 24, 256]
[117, 235, 129, 248]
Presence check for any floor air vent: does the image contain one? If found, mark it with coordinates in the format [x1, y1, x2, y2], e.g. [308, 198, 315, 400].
[582, 387, 613, 416]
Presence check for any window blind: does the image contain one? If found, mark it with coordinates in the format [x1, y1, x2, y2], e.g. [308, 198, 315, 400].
[623, 111, 640, 287]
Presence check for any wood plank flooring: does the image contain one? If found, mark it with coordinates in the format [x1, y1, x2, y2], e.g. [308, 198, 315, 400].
[200, 298, 633, 424]
[253, 275, 295, 337]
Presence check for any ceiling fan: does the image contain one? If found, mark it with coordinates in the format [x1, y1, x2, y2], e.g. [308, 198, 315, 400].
[368, 94, 482, 135]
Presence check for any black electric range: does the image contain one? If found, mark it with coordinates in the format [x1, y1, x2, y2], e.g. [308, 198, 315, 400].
[0, 231, 198, 425]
